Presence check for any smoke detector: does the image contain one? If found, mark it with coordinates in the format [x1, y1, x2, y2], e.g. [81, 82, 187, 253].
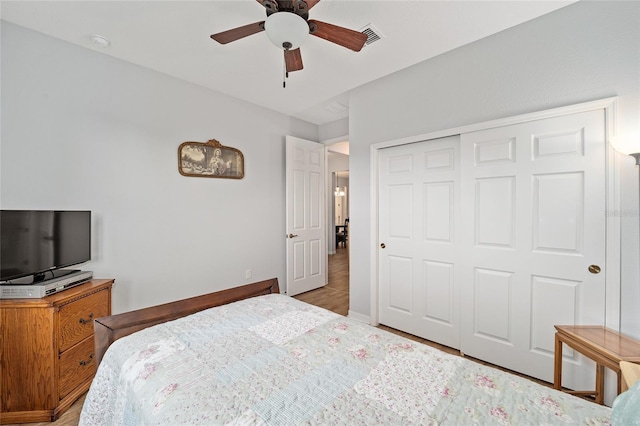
[90, 34, 111, 48]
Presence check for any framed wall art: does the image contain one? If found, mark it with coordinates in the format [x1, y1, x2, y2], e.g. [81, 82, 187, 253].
[178, 139, 244, 179]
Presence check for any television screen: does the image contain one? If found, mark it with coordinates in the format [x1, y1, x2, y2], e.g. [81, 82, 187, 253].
[0, 210, 91, 282]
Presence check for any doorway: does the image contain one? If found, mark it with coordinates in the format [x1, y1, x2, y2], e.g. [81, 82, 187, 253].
[331, 170, 349, 311]
[292, 139, 351, 314]
[334, 171, 349, 249]
[296, 141, 350, 316]
[327, 142, 350, 311]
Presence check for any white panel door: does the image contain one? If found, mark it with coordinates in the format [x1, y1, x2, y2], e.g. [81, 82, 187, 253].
[379, 136, 461, 349]
[378, 110, 606, 390]
[459, 109, 606, 388]
[286, 136, 326, 296]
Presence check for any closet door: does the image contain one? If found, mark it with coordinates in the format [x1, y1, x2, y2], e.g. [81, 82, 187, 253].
[378, 109, 607, 389]
[378, 136, 461, 349]
[459, 109, 606, 388]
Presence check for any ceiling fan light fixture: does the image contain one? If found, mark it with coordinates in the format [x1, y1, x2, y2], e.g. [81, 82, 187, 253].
[264, 12, 309, 50]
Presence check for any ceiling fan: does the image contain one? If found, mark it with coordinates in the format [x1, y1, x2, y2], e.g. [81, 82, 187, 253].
[210, 0, 368, 74]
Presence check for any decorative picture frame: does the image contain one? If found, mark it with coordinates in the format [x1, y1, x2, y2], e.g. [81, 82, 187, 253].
[178, 139, 244, 179]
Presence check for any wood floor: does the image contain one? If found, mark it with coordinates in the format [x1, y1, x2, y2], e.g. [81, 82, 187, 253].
[4, 396, 87, 426]
[10, 246, 553, 425]
[293, 246, 350, 317]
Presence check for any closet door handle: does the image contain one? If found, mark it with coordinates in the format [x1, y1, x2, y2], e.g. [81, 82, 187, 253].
[588, 265, 601, 274]
[380, 243, 386, 249]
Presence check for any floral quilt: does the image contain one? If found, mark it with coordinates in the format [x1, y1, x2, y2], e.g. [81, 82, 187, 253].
[80, 294, 611, 425]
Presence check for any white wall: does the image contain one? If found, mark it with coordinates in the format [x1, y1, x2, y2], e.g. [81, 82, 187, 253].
[1, 22, 318, 313]
[347, 1, 640, 338]
[328, 152, 349, 173]
[319, 118, 348, 142]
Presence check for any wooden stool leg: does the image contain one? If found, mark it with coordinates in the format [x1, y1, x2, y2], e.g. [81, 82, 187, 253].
[554, 334, 563, 390]
[595, 364, 605, 405]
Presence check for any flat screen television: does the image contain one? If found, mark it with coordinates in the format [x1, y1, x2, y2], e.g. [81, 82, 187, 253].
[0, 210, 91, 283]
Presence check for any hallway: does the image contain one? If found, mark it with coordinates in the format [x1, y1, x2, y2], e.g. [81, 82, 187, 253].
[293, 246, 349, 316]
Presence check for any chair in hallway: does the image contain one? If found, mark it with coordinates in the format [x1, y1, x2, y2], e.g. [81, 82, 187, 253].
[336, 218, 349, 248]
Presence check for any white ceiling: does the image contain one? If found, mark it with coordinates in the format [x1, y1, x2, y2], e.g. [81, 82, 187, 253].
[1, 0, 574, 125]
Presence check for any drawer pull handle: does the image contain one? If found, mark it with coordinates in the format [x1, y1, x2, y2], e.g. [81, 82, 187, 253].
[79, 353, 94, 366]
[79, 313, 94, 324]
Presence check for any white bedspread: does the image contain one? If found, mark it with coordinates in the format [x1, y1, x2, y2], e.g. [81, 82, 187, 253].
[80, 294, 611, 425]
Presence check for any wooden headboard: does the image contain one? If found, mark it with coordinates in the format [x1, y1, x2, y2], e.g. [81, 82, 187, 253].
[93, 278, 280, 365]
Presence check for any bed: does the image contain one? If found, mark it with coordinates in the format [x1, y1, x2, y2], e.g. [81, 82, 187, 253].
[80, 278, 615, 425]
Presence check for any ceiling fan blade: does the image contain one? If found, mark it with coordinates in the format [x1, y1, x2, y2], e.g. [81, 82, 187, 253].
[305, 0, 320, 10]
[210, 21, 265, 44]
[308, 20, 367, 52]
[284, 48, 304, 72]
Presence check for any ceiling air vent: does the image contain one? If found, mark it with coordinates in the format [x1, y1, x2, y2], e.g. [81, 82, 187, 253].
[359, 24, 383, 46]
[325, 100, 349, 114]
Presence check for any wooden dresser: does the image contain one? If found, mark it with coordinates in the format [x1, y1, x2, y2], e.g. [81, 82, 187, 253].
[0, 279, 113, 424]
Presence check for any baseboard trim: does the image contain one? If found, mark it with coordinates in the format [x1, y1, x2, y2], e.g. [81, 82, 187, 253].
[347, 310, 371, 324]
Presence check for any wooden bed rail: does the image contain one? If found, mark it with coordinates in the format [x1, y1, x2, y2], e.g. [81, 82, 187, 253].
[93, 278, 280, 366]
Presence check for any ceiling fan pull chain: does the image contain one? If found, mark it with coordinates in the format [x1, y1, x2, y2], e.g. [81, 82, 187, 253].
[283, 55, 288, 88]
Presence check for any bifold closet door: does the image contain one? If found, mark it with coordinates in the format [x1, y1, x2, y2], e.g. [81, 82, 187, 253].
[459, 109, 606, 388]
[378, 136, 462, 350]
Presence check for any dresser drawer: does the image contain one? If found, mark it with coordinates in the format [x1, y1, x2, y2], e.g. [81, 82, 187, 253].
[59, 336, 96, 400]
[58, 288, 110, 352]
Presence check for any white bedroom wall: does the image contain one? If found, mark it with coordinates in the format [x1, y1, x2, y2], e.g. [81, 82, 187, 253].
[319, 117, 348, 142]
[1, 22, 318, 313]
[328, 152, 349, 174]
[348, 1, 640, 338]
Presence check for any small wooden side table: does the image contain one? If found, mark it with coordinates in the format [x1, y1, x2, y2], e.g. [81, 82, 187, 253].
[553, 325, 640, 405]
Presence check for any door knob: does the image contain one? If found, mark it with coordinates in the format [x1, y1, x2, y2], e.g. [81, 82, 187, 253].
[588, 265, 601, 274]
[287, 234, 299, 239]
[380, 243, 386, 249]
